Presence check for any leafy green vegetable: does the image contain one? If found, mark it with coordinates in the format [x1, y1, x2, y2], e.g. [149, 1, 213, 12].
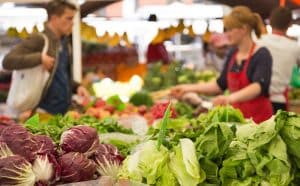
[99, 132, 141, 157]
[175, 101, 194, 118]
[154, 117, 190, 131]
[199, 158, 220, 185]
[220, 118, 293, 186]
[143, 62, 217, 91]
[169, 138, 206, 186]
[25, 115, 132, 145]
[24, 113, 40, 128]
[276, 111, 300, 168]
[118, 140, 169, 185]
[156, 165, 178, 186]
[106, 95, 126, 111]
[196, 122, 234, 160]
[198, 106, 245, 124]
[129, 91, 154, 107]
[157, 102, 171, 151]
[143, 63, 165, 91]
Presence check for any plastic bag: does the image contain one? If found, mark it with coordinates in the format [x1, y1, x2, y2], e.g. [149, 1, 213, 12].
[290, 64, 300, 88]
[6, 33, 50, 113]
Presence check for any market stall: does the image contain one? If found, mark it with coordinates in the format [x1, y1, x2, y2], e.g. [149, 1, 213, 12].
[1, 0, 300, 185]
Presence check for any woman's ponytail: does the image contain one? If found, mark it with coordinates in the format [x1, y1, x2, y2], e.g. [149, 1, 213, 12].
[252, 13, 266, 38]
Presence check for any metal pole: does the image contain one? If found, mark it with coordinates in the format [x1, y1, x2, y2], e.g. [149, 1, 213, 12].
[70, 0, 82, 83]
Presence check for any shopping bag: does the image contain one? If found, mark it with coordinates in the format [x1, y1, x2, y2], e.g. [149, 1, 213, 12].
[6, 33, 50, 113]
[290, 64, 300, 88]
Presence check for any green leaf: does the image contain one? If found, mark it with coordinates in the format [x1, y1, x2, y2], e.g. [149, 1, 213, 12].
[106, 95, 126, 111]
[157, 102, 171, 151]
[25, 113, 39, 126]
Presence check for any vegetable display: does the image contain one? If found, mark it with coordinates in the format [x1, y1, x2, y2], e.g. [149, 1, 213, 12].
[2, 105, 300, 185]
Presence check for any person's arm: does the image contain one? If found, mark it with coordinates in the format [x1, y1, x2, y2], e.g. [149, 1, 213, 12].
[3, 34, 44, 70]
[229, 82, 261, 103]
[171, 80, 222, 98]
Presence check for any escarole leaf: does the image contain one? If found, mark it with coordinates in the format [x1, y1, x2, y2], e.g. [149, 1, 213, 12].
[169, 138, 205, 186]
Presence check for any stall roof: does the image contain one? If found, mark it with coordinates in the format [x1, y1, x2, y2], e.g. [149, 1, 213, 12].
[210, 0, 300, 20]
[4, 0, 121, 18]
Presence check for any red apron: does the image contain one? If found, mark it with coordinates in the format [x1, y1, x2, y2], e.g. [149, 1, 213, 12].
[227, 43, 273, 123]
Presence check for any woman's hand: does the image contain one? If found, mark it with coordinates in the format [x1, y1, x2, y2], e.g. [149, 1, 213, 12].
[212, 95, 231, 106]
[170, 84, 196, 98]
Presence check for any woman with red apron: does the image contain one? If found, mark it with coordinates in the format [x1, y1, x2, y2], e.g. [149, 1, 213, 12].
[227, 43, 273, 123]
[171, 6, 273, 123]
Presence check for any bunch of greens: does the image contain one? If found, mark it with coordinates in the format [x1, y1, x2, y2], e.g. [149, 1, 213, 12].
[198, 106, 246, 124]
[220, 118, 293, 186]
[143, 63, 165, 91]
[143, 62, 217, 91]
[195, 122, 234, 185]
[99, 132, 141, 157]
[275, 111, 300, 185]
[175, 101, 194, 118]
[276, 111, 300, 168]
[25, 114, 132, 145]
[129, 91, 154, 107]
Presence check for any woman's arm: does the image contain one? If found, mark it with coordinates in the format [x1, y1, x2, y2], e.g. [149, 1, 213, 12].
[171, 80, 222, 98]
[229, 82, 261, 103]
[213, 82, 261, 106]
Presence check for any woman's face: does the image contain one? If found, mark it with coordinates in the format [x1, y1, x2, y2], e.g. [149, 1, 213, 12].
[225, 26, 247, 46]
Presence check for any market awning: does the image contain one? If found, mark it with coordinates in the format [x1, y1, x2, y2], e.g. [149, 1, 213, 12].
[210, 0, 300, 20]
[3, 0, 121, 18]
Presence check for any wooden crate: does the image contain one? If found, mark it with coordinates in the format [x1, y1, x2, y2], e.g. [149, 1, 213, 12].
[288, 100, 300, 114]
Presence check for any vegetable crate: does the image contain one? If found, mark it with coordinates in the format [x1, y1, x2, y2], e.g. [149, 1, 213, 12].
[288, 100, 300, 114]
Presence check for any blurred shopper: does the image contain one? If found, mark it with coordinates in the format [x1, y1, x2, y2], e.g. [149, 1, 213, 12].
[257, 7, 300, 113]
[3, 0, 89, 115]
[146, 14, 170, 64]
[171, 6, 273, 123]
[204, 32, 230, 72]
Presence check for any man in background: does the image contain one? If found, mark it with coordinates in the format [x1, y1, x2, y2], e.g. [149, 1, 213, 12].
[257, 7, 300, 113]
[3, 0, 89, 115]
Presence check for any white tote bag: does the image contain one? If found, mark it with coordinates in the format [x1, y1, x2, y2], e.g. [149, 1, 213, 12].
[6, 33, 51, 113]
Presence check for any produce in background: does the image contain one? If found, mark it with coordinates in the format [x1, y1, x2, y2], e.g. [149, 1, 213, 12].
[129, 91, 154, 107]
[288, 88, 300, 100]
[106, 95, 126, 112]
[60, 125, 99, 157]
[174, 101, 194, 118]
[59, 152, 97, 183]
[151, 102, 177, 120]
[143, 63, 164, 91]
[25, 114, 133, 145]
[143, 62, 217, 91]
